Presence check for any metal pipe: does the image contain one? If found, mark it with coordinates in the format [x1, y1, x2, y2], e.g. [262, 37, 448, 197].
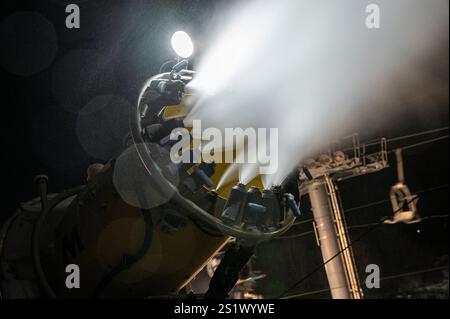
[395, 149, 405, 184]
[308, 179, 351, 299]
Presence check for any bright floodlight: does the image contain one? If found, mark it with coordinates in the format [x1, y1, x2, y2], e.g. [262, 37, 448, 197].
[171, 31, 194, 58]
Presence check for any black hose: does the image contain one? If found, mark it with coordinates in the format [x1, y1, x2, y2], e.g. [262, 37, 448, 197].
[31, 186, 85, 299]
[131, 78, 297, 244]
[92, 209, 153, 299]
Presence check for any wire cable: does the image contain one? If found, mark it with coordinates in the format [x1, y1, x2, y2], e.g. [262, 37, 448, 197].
[274, 196, 431, 298]
[274, 131, 449, 297]
[280, 265, 448, 299]
[400, 135, 449, 151]
[365, 126, 449, 148]
[340, 127, 448, 153]
[345, 184, 448, 213]
[277, 214, 448, 240]
[289, 184, 448, 229]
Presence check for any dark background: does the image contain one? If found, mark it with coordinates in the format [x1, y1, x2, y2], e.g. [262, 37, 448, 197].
[0, 0, 448, 298]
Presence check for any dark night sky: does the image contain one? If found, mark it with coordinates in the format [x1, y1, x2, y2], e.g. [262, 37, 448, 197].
[0, 0, 448, 298]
